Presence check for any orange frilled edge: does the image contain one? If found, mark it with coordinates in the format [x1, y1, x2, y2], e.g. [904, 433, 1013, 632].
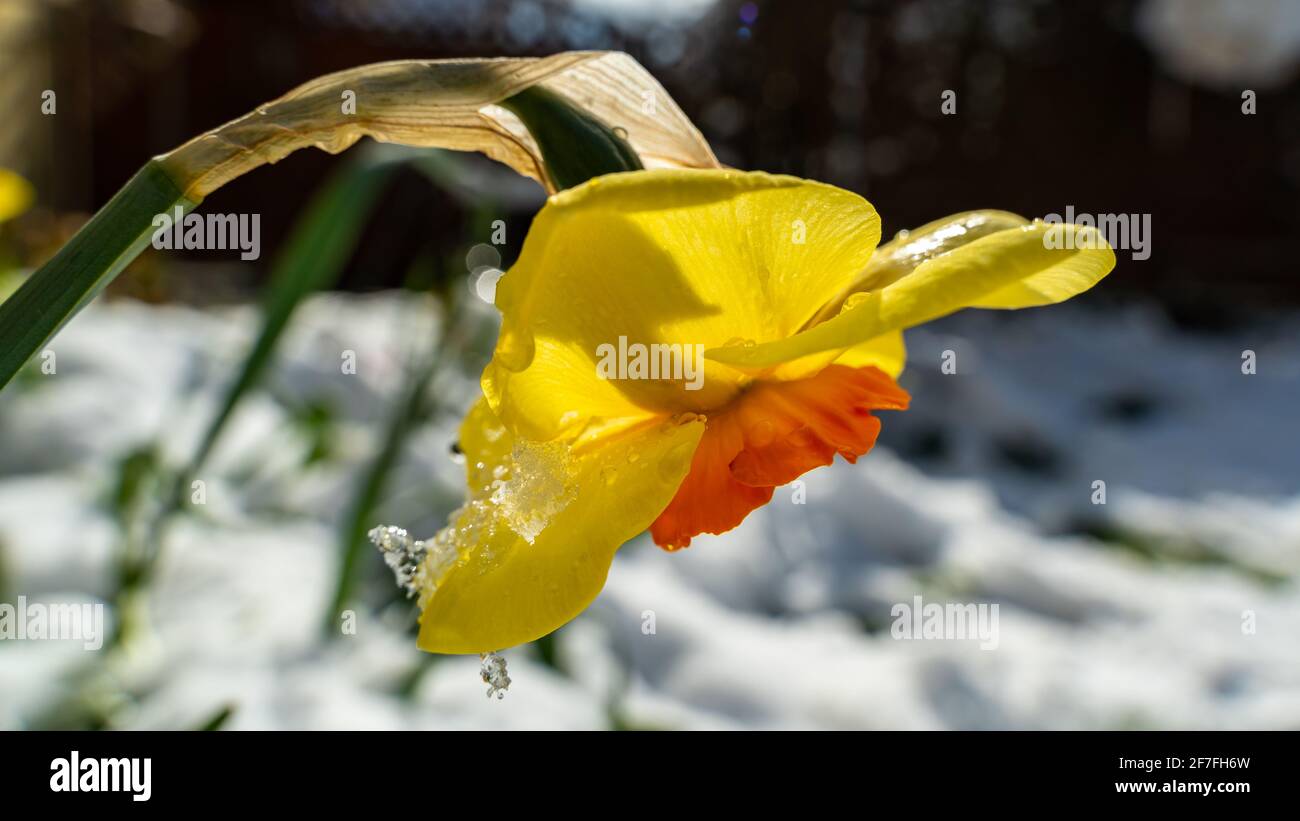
[650, 364, 910, 549]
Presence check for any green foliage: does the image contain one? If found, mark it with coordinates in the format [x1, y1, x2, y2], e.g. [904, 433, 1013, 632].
[0, 162, 193, 391]
[181, 155, 398, 487]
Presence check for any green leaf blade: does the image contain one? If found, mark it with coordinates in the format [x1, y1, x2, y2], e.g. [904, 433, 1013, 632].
[0, 161, 193, 390]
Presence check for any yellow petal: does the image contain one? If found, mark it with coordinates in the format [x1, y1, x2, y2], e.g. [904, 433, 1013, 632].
[484, 169, 882, 441]
[458, 396, 515, 494]
[0, 169, 34, 223]
[418, 399, 704, 653]
[706, 222, 1114, 372]
[807, 209, 1029, 325]
[719, 210, 1024, 380]
[832, 330, 907, 378]
[966, 224, 1114, 307]
[751, 329, 907, 382]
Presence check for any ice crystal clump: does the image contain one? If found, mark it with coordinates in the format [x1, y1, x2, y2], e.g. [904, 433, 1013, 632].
[490, 440, 576, 544]
[370, 440, 577, 610]
[479, 651, 511, 699]
[368, 525, 429, 598]
[370, 522, 463, 610]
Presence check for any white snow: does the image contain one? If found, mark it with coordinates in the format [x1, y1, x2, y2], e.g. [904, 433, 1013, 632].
[0, 293, 1295, 729]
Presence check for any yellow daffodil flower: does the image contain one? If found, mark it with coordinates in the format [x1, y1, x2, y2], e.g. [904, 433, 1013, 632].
[0, 168, 34, 224]
[412, 168, 1113, 654]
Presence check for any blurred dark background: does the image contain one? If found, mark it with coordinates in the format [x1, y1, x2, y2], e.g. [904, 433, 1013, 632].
[3, 0, 1298, 321]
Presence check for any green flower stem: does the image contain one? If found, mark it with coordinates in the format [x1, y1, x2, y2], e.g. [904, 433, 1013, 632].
[501, 86, 643, 190]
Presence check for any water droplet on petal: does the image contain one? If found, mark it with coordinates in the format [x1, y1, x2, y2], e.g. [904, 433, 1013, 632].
[894, 229, 911, 241]
[749, 419, 775, 447]
[471, 266, 504, 304]
[613, 126, 629, 140]
[449, 441, 466, 465]
[658, 439, 696, 482]
[842, 292, 872, 312]
[496, 326, 535, 372]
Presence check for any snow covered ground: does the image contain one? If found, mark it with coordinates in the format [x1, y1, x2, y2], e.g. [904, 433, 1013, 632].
[0, 293, 1296, 730]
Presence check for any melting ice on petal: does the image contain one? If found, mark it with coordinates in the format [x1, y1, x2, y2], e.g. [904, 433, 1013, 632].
[489, 440, 577, 544]
[370, 437, 578, 610]
[370, 527, 516, 699]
